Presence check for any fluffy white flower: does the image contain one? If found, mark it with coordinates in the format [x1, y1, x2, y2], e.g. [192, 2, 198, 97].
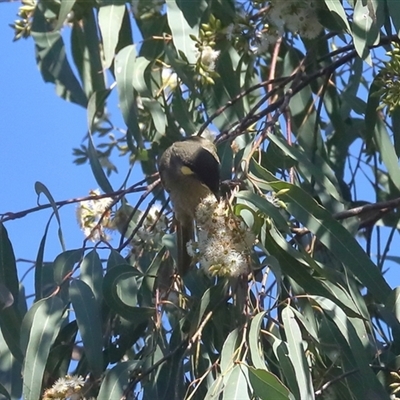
[197, 46, 220, 71]
[193, 195, 255, 277]
[43, 375, 85, 400]
[76, 189, 114, 242]
[161, 67, 178, 90]
[267, 0, 322, 39]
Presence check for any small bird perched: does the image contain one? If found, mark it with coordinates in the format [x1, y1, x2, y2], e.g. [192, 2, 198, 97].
[158, 136, 220, 276]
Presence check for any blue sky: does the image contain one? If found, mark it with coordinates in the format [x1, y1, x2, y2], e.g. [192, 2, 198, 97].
[0, 3, 130, 290]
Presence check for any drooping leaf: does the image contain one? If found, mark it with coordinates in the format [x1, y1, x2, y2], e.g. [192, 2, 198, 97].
[35, 181, 65, 251]
[87, 133, 114, 193]
[80, 249, 103, 305]
[312, 296, 390, 399]
[248, 367, 292, 400]
[98, 1, 126, 69]
[222, 364, 250, 400]
[115, 45, 143, 147]
[69, 279, 104, 378]
[53, 249, 83, 286]
[387, 0, 400, 36]
[71, 11, 106, 97]
[373, 118, 400, 192]
[97, 360, 142, 400]
[0, 223, 18, 304]
[323, 0, 351, 32]
[220, 328, 239, 373]
[266, 179, 391, 304]
[0, 306, 23, 362]
[248, 312, 267, 370]
[0, 326, 21, 399]
[166, 0, 207, 64]
[282, 306, 314, 400]
[54, 0, 76, 31]
[103, 265, 154, 322]
[31, 3, 87, 107]
[21, 296, 64, 400]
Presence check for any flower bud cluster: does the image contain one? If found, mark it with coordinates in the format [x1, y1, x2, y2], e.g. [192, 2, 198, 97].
[268, 0, 323, 40]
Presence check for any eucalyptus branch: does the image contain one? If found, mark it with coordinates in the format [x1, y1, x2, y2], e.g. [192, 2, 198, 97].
[0, 177, 156, 223]
[315, 369, 359, 396]
[214, 34, 400, 145]
[332, 197, 400, 221]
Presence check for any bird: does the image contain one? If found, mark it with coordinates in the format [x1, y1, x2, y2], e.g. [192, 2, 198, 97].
[158, 136, 220, 276]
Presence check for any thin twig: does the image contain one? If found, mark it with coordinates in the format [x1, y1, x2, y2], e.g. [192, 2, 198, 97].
[0, 179, 154, 223]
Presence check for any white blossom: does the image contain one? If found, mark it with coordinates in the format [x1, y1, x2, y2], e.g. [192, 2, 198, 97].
[161, 67, 178, 91]
[268, 0, 322, 40]
[43, 375, 85, 400]
[196, 46, 220, 71]
[188, 194, 256, 277]
[76, 189, 114, 242]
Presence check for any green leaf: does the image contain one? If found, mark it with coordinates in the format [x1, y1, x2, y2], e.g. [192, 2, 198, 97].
[0, 306, 23, 362]
[98, 2, 126, 69]
[166, 0, 206, 63]
[0, 283, 13, 311]
[248, 312, 267, 370]
[164, 43, 195, 92]
[267, 134, 343, 204]
[248, 367, 292, 400]
[222, 364, 250, 400]
[0, 383, 11, 400]
[271, 337, 300, 399]
[34, 216, 52, 301]
[236, 191, 289, 233]
[374, 118, 400, 192]
[352, 0, 374, 62]
[391, 107, 400, 157]
[204, 375, 224, 400]
[141, 98, 166, 135]
[71, 12, 106, 97]
[31, 4, 87, 107]
[131, 56, 151, 96]
[267, 180, 391, 304]
[0, 223, 18, 304]
[264, 227, 341, 303]
[97, 360, 142, 400]
[107, 249, 126, 270]
[140, 248, 167, 306]
[312, 296, 390, 399]
[387, 0, 400, 36]
[87, 89, 112, 133]
[323, 0, 350, 32]
[190, 281, 229, 336]
[282, 306, 314, 400]
[203, 78, 238, 131]
[80, 249, 103, 305]
[21, 297, 64, 400]
[220, 328, 239, 373]
[385, 287, 400, 324]
[87, 133, 114, 193]
[115, 45, 143, 147]
[103, 265, 154, 322]
[53, 249, 83, 286]
[54, 0, 76, 30]
[35, 181, 65, 251]
[0, 325, 21, 399]
[69, 280, 104, 378]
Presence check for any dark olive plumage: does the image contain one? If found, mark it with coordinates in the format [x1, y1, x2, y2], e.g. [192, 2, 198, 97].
[158, 136, 220, 275]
